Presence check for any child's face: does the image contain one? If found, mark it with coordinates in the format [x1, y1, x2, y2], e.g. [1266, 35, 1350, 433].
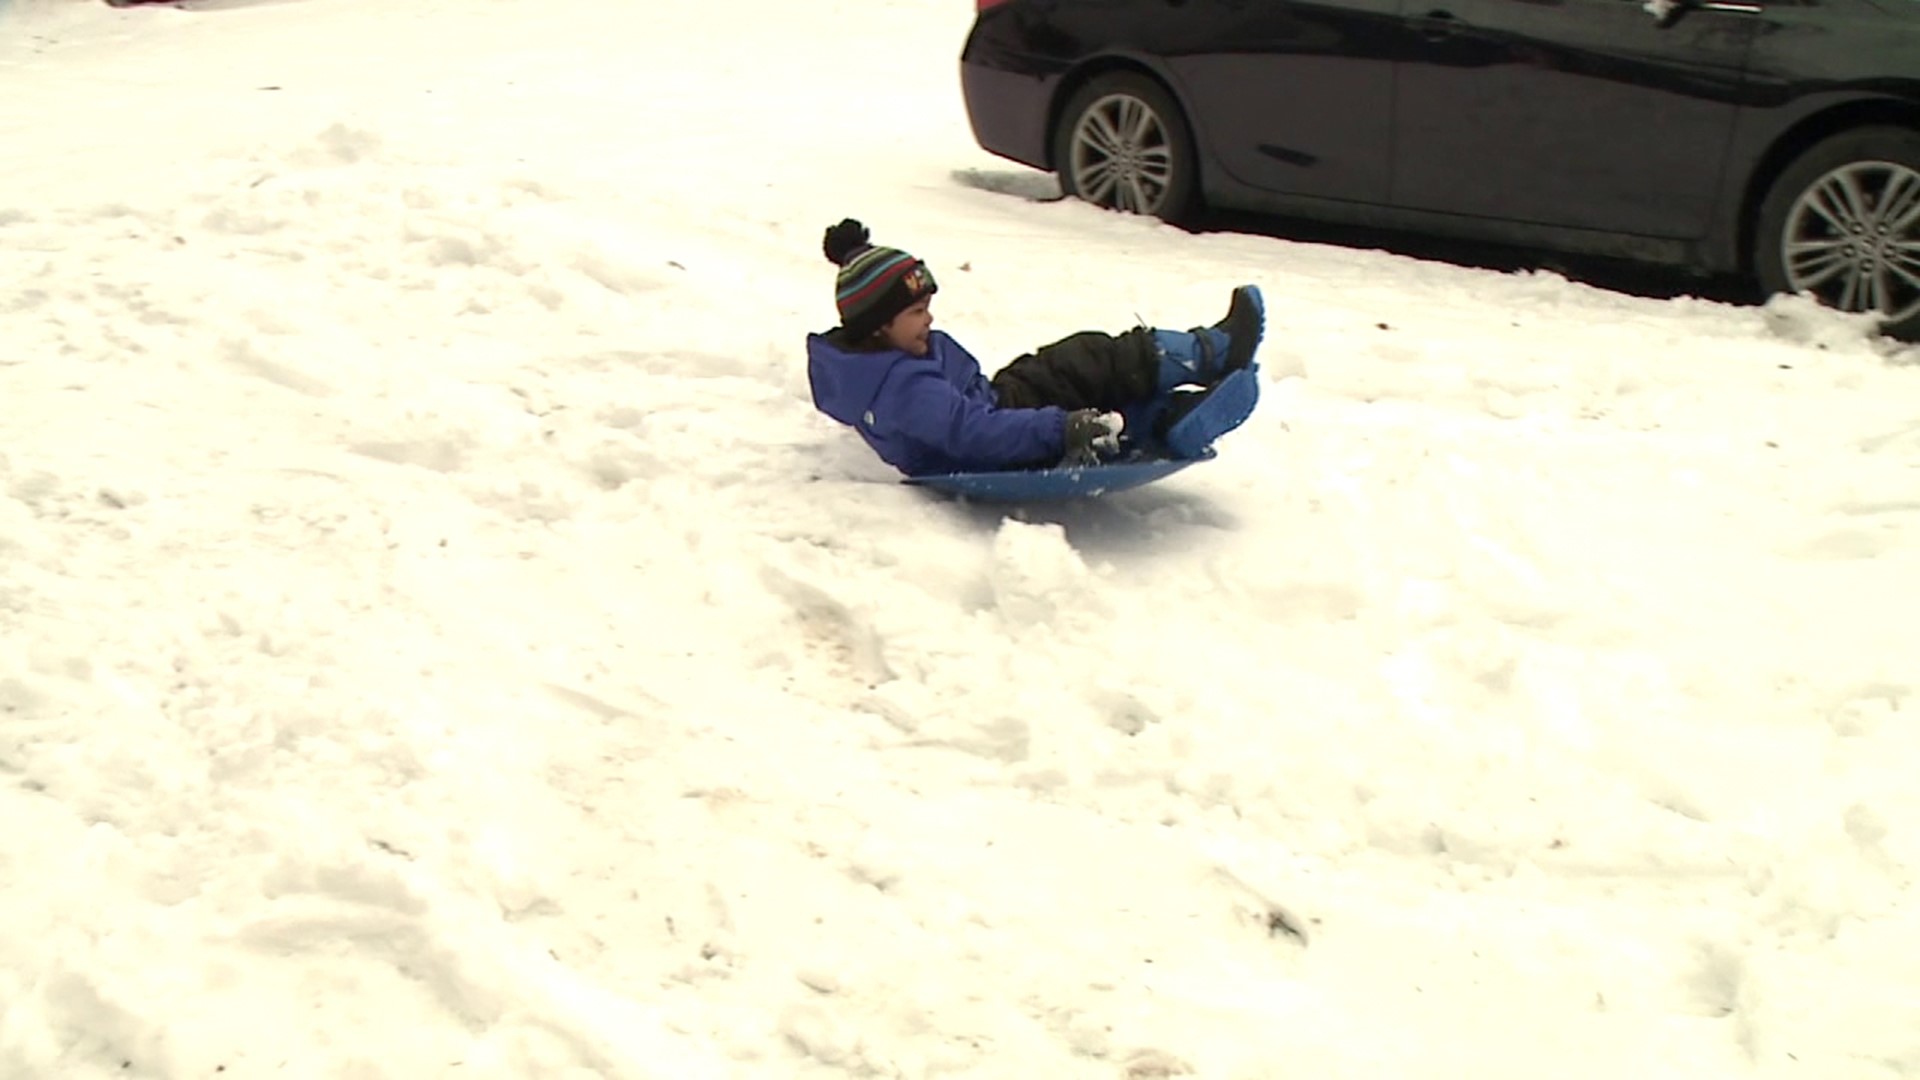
[879, 297, 934, 356]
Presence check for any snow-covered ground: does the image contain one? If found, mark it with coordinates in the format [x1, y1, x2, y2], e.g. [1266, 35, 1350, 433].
[3, 1, 1918, 1076]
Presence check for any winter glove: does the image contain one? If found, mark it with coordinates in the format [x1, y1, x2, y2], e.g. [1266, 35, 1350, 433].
[1061, 409, 1124, 468]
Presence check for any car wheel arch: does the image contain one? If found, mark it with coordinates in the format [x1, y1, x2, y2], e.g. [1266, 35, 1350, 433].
[1737, 98, 1920, 276]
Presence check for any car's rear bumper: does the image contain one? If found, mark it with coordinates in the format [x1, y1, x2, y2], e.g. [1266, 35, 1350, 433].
[960, 59, 1056, 171]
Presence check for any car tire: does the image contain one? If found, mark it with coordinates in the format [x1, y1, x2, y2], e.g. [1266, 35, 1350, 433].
[1052, 73, 1198, 224]
[1754, 126, 1920, 342]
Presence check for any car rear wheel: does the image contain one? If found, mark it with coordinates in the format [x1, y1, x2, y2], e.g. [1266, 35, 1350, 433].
[1052, 73, 1197, 224]
[1755, 126, 1920, 342]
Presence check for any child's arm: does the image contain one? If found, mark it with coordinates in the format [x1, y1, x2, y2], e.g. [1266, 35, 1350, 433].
[886, 370, 1067, 472]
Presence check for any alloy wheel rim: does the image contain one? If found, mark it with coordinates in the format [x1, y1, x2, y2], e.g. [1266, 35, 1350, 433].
[1069, 93, 1175, 215]
[1782, 160, 1920, 326]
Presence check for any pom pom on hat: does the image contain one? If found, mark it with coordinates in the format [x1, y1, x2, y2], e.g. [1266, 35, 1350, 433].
[823, 219, 871, 267]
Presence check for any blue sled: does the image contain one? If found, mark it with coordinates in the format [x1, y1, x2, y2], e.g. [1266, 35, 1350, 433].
[1164, 365, 1259, 460]
[905, 448, 1215, 502]
[906, 366, 1259, 503]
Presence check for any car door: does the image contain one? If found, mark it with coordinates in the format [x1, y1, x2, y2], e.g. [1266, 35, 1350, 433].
[1390, 0, 1761, 238]
[1163, 0, 1404, 204]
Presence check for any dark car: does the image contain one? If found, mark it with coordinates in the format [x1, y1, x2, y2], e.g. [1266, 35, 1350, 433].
[960, 0, 1920, 339]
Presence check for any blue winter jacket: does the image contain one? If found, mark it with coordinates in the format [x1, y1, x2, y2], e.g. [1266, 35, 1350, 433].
[806, 329, 1068, 477]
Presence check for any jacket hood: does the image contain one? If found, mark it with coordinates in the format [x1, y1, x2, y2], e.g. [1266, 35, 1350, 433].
[806, 329, 912, 426]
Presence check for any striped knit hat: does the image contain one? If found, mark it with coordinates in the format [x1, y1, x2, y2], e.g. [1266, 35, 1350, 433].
[822, 219, 937, 340]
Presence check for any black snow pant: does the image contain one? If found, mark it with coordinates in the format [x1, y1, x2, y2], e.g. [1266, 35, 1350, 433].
[989, 327, 1159, 412]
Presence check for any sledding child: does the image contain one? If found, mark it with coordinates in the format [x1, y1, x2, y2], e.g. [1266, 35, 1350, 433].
[805, 218, 1264, 478]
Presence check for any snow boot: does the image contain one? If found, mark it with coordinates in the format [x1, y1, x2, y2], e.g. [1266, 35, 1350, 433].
[1215, 284, 1265, 371]
[1151, 284, 1265, 392]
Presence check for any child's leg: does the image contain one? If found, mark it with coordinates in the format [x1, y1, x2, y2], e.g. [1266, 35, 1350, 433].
[990, 286, 1266, 408]
[990, 327, 1159, 411]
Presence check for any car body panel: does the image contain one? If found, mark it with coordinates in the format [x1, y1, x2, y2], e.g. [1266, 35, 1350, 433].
[1162, 0, 1404, 204]
[960, 61, 1056, 168]
[1392, 0, 1756, 240]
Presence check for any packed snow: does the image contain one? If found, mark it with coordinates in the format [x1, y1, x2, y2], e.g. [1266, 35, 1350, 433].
[2, 1, 1918, 1077]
